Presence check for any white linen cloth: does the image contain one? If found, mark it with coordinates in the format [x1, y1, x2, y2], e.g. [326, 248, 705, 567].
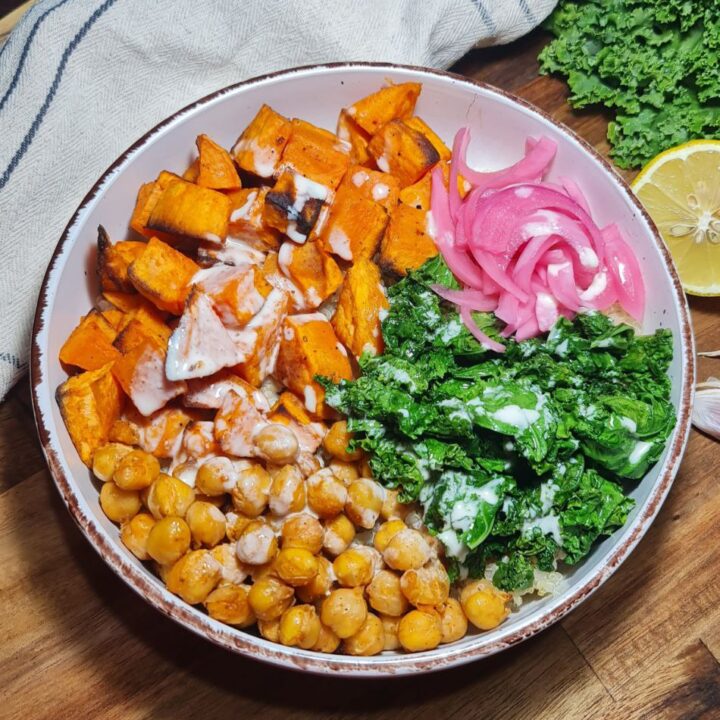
[0, 0, 556, 398]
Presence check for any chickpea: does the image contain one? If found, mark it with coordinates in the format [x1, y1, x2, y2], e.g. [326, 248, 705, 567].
[312, 623, 341, 653]
[397, 609, 443, 652]
[100, 481, 141, 523]
[333, 548, 373, 588]
[345, 478, 384, 529]
[366, 570, 410, 617]
[166, 549, 221, 604]
[171, 462, 198, 489]
[320, 588, 368, 639]
[268, 465, 305, 517]
[258, 617, 281, 642]
[400, 560, 450, 607]
[120, 512, 156, 560]
[113, 450, 160, 491]
[438, 598, 468, 644]
[92, 443, 133, 482]
[236, 520, 278, 565]
[278, 604, 321, 649]
[281, 514, 324, 554]
[460, 580, 511, 631]
[323, 514, 356, 556]
[383, 528, 431, 571]
[225, 512, 254, 542]
[306, 469, 347, 518]
[296, 556, 333, 603]
[146, 474, 195, 519]
[196, 456, 235, 497]
[186, 501, 226, 548]
[194, 492, 224, 509]
[327, 460, 359, 486]
[379, 614, 401, 650]
[353, 545, 383, 576]
[210, 543, 249, 584]
[232, 465, 272, 517]
[373, 519, 407, 553]
[274, 548, 319, 587]
[380, 489, 409, 521]
[146, 516, 191, 565]
[254, 423, 299, 464]
[323, 420, 362, 461]
[205, 583, 255, 626]
[248, 576, 294, 621]
[343, 613, 384, 656]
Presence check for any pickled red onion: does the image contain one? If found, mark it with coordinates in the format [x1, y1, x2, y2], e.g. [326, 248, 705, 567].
[428, 128, 646, 348]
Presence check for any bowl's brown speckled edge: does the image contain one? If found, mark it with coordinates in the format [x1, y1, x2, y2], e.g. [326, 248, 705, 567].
[30, 62, 695, 677]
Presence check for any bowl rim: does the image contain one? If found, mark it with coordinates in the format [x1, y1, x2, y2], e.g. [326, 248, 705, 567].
[30, 61, 695, 677]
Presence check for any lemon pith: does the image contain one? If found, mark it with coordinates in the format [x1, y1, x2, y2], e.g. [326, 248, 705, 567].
[632, 140, 720, 297]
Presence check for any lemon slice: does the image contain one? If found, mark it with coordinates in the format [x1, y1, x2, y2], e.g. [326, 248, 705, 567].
[632, 140, 720, 296]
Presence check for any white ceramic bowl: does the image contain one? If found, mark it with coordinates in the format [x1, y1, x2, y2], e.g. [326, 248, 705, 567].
[31, 63, 694, 676]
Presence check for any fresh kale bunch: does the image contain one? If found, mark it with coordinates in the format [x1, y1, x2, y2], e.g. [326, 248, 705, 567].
[539, 0, 720, 168]
[319, 257, 675, 590]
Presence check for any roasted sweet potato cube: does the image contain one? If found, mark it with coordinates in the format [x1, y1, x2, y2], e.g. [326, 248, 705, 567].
[399, 161, 467, 211]
[380, 204, 438, 277]
[113, 310, 171, 354]
[129, 172, 182, 238]
[275, 314, 353, 418]
[368, 120, 440, 188]
[346, 83, 421, 136]
[103, 291, 155, 314]
[235, 288, 290, 386]
[332, 259, 388, 357]
[214, 385, 269, 457]
[132, 407, 196, 458]
[112, 339, 186, 416]
[194, 263, 271, 328]
[128, 237, 199, 315]
[59, 310, 121, 371]
[182, 158, 200, 182]
[147, 178, 230, 244]
[261, 252, 308, 312]
[278, 119, 350, 190]
[184, 370, 266, 410]
[263, 171, 329, 244]
[318, 184, 388, 262]
[267, 400, 326, 454]
[196, 134, 241, 190]
[404, 117, 451, 161]
[278, 240, 343, 309]
[96, 225, 145, 293]
[227, 187, 281, 250]
[339, 165, 400, 212]
[337, 110, 371, 166]
[271, 391, 314, 425]
[101, 308, 126, 331]
[56, 363, 123, 465]
[232, 104, 292, 178]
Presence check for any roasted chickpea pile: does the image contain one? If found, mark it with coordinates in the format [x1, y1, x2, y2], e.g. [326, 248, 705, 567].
[94, 419, 512, 655]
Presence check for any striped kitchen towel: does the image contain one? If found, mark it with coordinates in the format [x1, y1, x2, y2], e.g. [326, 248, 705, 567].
[0, 0, 556, 400]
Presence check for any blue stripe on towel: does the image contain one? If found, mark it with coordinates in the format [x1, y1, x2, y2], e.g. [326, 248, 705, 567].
[517, 0, 536, 23]
[0, 0, 74, 112]
[470, 0, 497, 36]
[0, 0, 117, 191]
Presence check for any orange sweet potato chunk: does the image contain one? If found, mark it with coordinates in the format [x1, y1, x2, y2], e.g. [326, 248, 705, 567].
[101, 308, 126, 331]
[227, 187, 281, 250]
[263, 171, 329, 243]
[103, 291, 155, 314]
[338, 165, 400, 212]
[196, 134, 241, 190]
[278, 119, 350, 190]
[96, 225, 145, 293]
[113, 313, 171, 354]
[337, 110, 371, 166]
[380, 204, 438, 277]
[271, 391, 314, 426]
[332, 259, 388, 358]
[232, 104, 292, 178]
[147, 178, 230, 244]
[318, 184, 388, 262]
[59, 310, 121, 371]
[399, 162, 468, 211]
[129, 171, 182, 238]
[404, 117, 451, 161]
[368, 120, 440, 188]
[278, 240, 343, 309]
[346, 83, 421, 136]
[275, 314, 353, 418]
[127, 237, 199, 315]
[182, 158, 200, 182]
[56, 362, 123, 465]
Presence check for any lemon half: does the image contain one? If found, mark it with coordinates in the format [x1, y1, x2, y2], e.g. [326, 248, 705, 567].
[632, 140, 720, 296]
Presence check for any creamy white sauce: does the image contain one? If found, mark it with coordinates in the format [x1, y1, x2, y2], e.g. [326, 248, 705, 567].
[352, 170, 369, 187]
[230, 190, 258, 222]
[130, 344, 185, 417]
[579, 271, 608, 302]
[629, 440, 653, 465]
[372, 183, 390, 201]
[619, 416, 637, 433]
[328, 227, 352, 261]
[291, 173, 329, 215]
[202, 232, 223, 245]
[376, 155, 390, 173]
[303, 385, 317, 414]
[579, 246, 599, 269]
[492, 405, 540, 430]
[286, 221, 308, 244]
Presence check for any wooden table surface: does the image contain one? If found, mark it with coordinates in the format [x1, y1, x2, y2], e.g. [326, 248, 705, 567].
[2, 14, 720, 720]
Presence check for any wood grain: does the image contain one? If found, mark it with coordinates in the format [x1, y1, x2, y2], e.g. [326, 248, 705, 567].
[1, 28, 719, 720]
